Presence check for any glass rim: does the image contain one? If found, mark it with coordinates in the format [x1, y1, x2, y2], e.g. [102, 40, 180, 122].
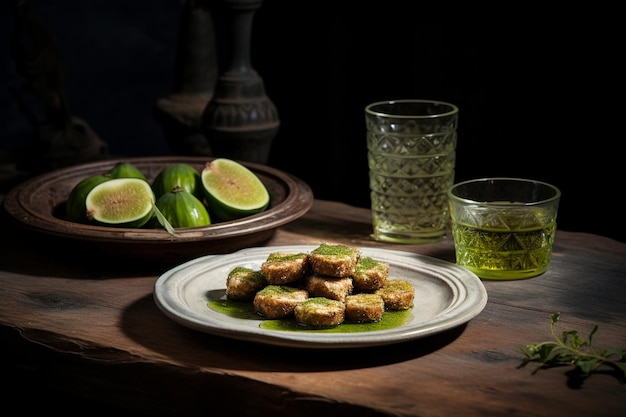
[448, 177, 561, 206]
[365, 99, 459, 118]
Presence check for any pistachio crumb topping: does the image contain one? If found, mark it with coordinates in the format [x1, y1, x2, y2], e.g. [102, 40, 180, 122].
[356, 257, 382, 271]
[230, 266, 254, 274]
[267, 252, 308, 262]
[301, 297, 340, 307]
[259, 285, 303, 295]
[312, 243, 359, 257]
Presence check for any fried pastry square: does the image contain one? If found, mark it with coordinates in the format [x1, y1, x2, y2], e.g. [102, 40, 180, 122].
[304, 273, 354, 301]
[253, 285, 309, 319]
[375, 279, 414, 310]
[345, 293, 385, 323]
[308, 243, 360, 278]
[294, 297, 346, 328]
[352, 256, 389, 292]
[226, 266, 266, 301]
[261, 252, 309, 285]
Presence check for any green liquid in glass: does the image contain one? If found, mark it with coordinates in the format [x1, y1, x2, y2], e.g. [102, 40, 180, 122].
[451, 222, 556, 280]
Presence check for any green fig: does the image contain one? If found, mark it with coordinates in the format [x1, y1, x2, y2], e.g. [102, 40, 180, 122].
[66, 174, 112, 223]
[155, 186, 211, 228]
[85, 178, 155, 227]
[201, 158, 270, 221]
[109, 162, 147, 180]
[152, 163, 202, 199]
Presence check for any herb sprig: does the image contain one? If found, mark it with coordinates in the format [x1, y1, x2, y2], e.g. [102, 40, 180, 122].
[518, 313, 626, 385]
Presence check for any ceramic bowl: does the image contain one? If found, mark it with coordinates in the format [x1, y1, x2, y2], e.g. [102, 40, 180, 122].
[3, 156, 313, 265]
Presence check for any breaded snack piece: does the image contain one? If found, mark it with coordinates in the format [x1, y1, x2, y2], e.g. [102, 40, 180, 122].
[352, 256, 389, 292]
[226, 266, 266, 301]
[294, 297, 346, 328]
[253, 285, 309, 319]
[375, 279, 414, 310]
[304, 273, 353, 301]
[345, 293, 385, 323]
[261, 252, 309, 285]
[308, 243, 360, 278]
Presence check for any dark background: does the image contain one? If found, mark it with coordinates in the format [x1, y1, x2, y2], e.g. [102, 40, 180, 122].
[1, 1, 624, 242]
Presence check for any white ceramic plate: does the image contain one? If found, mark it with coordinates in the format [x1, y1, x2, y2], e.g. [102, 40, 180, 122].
[153, 246, 488, 349]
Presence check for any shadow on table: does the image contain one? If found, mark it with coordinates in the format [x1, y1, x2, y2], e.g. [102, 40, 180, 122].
[121, 294, 466, 372]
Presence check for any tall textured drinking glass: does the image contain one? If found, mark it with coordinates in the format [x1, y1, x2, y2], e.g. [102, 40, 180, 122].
[365, 99, 459, 243]
[448, 178, 561, 280]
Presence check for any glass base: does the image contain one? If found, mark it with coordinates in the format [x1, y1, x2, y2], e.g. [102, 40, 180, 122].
[459, 265, 549, 280]
[372, 229, 447, 244]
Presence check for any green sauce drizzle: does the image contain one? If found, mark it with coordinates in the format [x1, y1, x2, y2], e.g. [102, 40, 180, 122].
[207, 298, 412, 333]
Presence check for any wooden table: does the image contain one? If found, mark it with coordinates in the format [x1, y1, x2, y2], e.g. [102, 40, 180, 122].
[1, 199, 625, 416]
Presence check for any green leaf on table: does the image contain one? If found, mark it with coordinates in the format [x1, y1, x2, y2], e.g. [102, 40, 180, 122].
[518, 313, 626, 386]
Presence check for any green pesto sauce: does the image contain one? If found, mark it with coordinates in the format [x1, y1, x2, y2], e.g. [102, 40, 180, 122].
[312, 243, 358, 257]
[208, 298, 260, 320]
[266, 252, 307, 262]
[207, 298, 412, 333]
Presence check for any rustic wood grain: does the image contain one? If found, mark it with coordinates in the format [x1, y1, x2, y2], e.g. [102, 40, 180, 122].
[1, 199, 625, 416]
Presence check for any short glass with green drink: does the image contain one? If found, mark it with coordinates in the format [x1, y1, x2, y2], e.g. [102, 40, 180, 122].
[448, 178, 561, 280]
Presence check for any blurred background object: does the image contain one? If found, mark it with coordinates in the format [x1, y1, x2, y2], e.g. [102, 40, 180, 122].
[201, 0, 279, 164]
[1, 1, 623, 242]
[153, 0, 218, 157]
[8, 0, 108, 175]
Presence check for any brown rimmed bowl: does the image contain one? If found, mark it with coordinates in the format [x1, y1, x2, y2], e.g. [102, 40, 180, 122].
[3, 156, 313, 265]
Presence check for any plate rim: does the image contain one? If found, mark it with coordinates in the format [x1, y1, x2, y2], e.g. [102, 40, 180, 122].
[153, 245, 488, 349]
